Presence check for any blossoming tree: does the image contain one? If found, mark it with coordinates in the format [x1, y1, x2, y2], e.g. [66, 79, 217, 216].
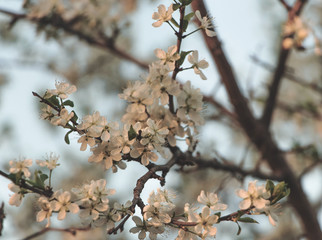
[0, 0, 321, 239]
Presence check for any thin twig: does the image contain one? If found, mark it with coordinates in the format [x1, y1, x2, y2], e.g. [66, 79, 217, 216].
[22, 225, 91, 240]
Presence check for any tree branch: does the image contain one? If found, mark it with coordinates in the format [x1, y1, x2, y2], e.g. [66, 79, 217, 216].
[22, 226, 91, 240]
[260, 0, 308, 129]
[0, 8, 149, 70]
[191, 0, 321, 239]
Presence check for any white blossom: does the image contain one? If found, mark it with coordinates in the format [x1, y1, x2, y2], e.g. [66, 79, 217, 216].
[236, 180, 270, 210]
[195, 10, 216, 37]
[8, 183, 24, 207]
[51, 190, 79, 220]
[45, 81, 77, 99]
[36, 196, 52, 227]
[9, 158, 32, 178]
[197, 190, 227, 211]
[188, 51, 209, 80]
[51, 108, 74, 126]
[154, 45, 180, 70]
[152, 4, 173, 27]
[36, 152, 60, 170]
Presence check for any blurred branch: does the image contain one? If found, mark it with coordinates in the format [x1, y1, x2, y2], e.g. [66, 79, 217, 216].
[0, 202, 4, 236]
[22, 225, 91, 240]
[260, 0, 308, 129]
[251, 55, 322, 94]
[191, 0, 321, 239]
[188, 156, 283, 182]
[0, 8, 149, 70]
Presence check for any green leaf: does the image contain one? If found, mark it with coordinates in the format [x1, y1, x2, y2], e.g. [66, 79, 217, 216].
[266, 180, 275, 195]
[128, 125, 137, 140]
[177, 50, 193, 67]
[33, 170, 48, 189]
[184, 12, 195, 22]
[238, 217, 259, 224]
[182, 0, 193, 6]
[64, 130, 73, 145]
[170, 18, 180, 28]
[271, 181, 289, 204]
[46, 95, 60, 107]
[173, 3, 181, 11]
[71, 111, 78, 123]
[214, 212, 221, 218]
[182, 19, 189, 32]
[63, 100, 74, 107]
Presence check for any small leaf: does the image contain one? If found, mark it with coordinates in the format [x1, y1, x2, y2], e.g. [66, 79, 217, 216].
[182, 0, 193, 6]
[170, 18, 180, 28]
[184, 12, 195, 22]
[46, 95, 60, 107]
[71, 111, 78, 123]
[177, 50, 193, 67]
[214, 212, 221, 218]
[173, 3, 181, 11]
[33, 170, 48, 189]
[238, 217, 259, 224]
[63, 100, 74, 107]
[64, 130, 73, 145]
[266, 180, 275, 195]
[128, 125, 137, 140]
[182, 19, 189, 32]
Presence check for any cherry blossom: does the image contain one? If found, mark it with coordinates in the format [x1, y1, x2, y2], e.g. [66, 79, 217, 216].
[9, 158, 33, 178]
[152, 4, 174, 28]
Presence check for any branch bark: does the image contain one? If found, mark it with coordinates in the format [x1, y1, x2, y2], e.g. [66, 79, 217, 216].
[191, 0, 321, 239]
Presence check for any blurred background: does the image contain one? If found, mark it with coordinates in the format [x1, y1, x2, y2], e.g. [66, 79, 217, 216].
[0, 0, 321, 239]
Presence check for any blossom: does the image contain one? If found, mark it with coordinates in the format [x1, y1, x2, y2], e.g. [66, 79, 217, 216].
[40, 105, 55, 120]
[8, 183, 24, 207]
[141, 118, 169, 148]
[154, 45, 180, 70]
[130, 141, 158, 166]
[78, 134, 96, 151]
[152, 4, 173, 27]
[195, 10, 216, 37]
[197, 190, 227, 211]
[51, 190, 79, 220]
[193, 206, 218, 238]
[50, 108, 74, 126]
[130, 216, 164, 240]
[9, 158, 32, 178]
[79, 201, 109, 221]
[45, 81, 77, 99]
[177, 81, 204, 125]
[36, 152, 60, 170]
[258, 204, 281, 227]
[89, 179, 115, 203]
[36, 196, 52, 227]
[188, 51, 209, 80]
[77, 111, 105, 137]
[236, 180, 270, 210]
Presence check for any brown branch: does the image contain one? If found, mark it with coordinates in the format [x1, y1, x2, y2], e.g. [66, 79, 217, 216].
[191, 0, 321, 239]
[108, 148, 181, 234]
[22, 225, 91, 240]
[260, 0, 308, 129]
[0, 170, 53, 197]
[190, 157, 283, 182]
[0, 202, 4, 236]
[250, 55, 322, 94]
[0, 8, 149, 70]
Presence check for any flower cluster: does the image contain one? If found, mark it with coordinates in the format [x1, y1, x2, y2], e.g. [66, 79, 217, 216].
[26, 0, 131, 34]
[4, 1, 293, 239]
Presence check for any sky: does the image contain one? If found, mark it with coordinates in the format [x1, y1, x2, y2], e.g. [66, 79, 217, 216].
[0, 0, 321, 239]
